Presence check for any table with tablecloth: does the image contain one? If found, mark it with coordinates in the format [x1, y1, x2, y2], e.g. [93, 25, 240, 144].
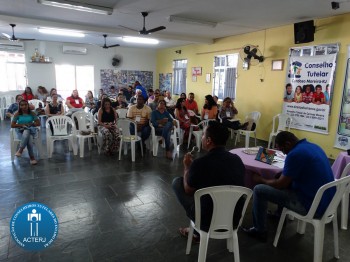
[230, 148, 284, 189]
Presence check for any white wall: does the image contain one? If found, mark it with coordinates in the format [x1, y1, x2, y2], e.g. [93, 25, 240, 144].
[24, 41, 157, 94]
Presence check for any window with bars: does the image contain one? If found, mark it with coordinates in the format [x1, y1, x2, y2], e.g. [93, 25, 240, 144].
[172, 59, 187, 95]
[0, 51, 27, 92]
[213, 54, 238, 100]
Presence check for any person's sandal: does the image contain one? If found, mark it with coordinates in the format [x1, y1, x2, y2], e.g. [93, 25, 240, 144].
[179, 227, 200, 244]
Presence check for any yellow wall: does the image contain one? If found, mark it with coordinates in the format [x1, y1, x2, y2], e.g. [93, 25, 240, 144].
[156, 13, 350, 160]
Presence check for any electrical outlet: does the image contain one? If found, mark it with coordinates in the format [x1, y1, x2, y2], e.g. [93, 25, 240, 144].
[329, 154, 334, 158]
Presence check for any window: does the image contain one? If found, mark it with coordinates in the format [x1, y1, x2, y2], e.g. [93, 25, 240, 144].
[0, 51, 27, 92]
[55, 65, 94, 99]
[213, 54, 238, 100]
[173, 59, 187, 95]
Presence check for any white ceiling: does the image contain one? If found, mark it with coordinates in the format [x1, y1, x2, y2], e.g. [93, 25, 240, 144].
[0, 0, 349, 49]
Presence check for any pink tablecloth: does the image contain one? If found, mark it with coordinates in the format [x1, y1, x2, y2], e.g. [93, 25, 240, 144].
[230, 148, 283, 188]
[332, 152, 350, 179]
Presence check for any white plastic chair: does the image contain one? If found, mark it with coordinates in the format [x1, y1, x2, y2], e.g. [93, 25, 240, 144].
[0, 96, 14, 120]
[29, 99, 44, 109]
[149, 121, 165, 157]
[72, 111, 95, 158]
[235, 111, 261, 148]
[116, 108, 128, 119]
[46, 116, 77, 158]
[10, 127, 43, 161]
[338, 162, 350, 230]
[187, 120, 212, 152]
[186, 186, 253, 262]
[172, 119, 183, 158]
[0, 96, 6, 120]
[273, 175, 350, 262]
[117, 118, 143, 162]
[93, 112, 103, 154]
[267, 113, 293, 149]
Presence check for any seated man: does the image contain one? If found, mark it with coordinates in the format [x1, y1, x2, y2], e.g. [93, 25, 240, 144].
[129, 89, 142, 106]
[164, 91, 176, 116]
[185, 92, 199, 114]
[242, 131, 335, 242]
[184, 92, 199, 124]
[148, 89, 160, 111]
[66, 90, 85, 114]
[151, 100, 174, 159]
[127, 95, 152, 148]
[172, 121, 245, 241]
[108, 85, 118, 101]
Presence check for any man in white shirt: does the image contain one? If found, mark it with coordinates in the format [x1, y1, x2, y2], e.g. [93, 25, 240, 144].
[164, 91, 176, 116]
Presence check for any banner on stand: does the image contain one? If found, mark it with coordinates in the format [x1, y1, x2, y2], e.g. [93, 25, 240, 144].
[282, 54, 337, 134]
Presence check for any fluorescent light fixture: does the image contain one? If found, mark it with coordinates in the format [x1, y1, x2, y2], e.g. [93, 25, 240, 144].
[37, 0, 113, 15]
[38, 28, 85, 37]
[122, 36, 159, 45]
[168, 15, 217, 28]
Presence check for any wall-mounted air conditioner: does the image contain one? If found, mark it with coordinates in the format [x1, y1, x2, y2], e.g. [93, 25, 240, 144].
[0, 41, 24, 51]
[62, 45, 87, 55]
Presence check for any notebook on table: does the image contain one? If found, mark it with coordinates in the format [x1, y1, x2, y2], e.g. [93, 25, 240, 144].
[255, 147, 276, 165]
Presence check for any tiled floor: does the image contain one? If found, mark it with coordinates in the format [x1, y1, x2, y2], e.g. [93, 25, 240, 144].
[0, 119, 349, 262]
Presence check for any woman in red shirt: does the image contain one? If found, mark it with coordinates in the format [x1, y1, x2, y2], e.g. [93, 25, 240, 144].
[22, 86, 35, 101]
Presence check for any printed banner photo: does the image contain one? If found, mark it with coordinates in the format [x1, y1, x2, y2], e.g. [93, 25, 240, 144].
[282, 54, 337, 134]
[334, 57, 350, 149]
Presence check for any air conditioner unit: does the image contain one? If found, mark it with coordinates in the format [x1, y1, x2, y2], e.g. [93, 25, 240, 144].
[62, 45, 87, 55]
[0, 41, 24, 51]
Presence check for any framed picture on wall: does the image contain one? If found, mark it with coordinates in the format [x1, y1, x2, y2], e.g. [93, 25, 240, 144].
[272, 60, 284, 71]
[192, 67, 202, 76]
[205, 73, 211, 83]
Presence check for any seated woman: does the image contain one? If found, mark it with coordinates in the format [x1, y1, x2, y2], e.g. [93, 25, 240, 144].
[114, 93, 128, 109]
[22, 86, 35, 101]
[45, 94, 65, 117]
[85, 90, 98, 112]
[93, 94, 108, 115]
[45, 93, 65, 134]
[97, 98, 119, 155]
[151, 100, 174, 159]
[219, 97, 248, 130]
[175, 98, 191, 142]
[35, 86, 49, 103]
[11, 100, 41, 165]
[201, 95, 218, 120]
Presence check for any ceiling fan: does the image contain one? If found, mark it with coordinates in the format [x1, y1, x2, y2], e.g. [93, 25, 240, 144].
[100, 34, 120, 49]
[1, 24, 35, 41]
[120, 12, 166, 35]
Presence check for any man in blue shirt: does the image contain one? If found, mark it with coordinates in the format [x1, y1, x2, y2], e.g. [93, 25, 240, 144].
[133, 81, 148, 101]
[243, 131, 335, 242]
